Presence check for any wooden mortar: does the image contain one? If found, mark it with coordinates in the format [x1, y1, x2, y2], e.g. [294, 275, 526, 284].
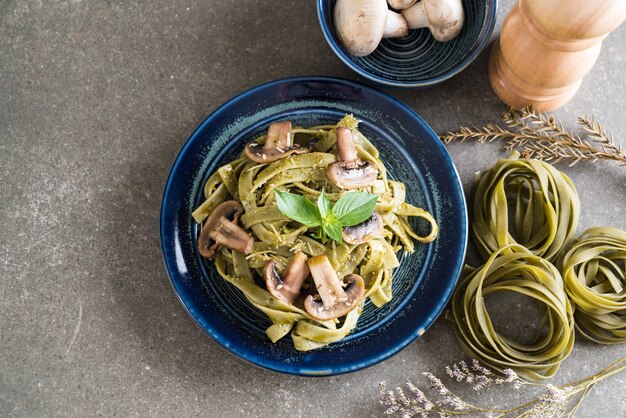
[488, 0, 626, 111]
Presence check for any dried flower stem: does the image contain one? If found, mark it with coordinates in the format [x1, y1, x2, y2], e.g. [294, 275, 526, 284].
[440, 106, 626, 166]
[380, 356, 626, 417]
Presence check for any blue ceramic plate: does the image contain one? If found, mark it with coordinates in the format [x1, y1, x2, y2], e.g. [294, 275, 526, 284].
[318, 0, 497, 88]
[160, 77, 467, 376]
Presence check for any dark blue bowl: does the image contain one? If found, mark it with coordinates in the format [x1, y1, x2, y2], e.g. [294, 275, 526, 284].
[160, 77, 467, 376]
[318, 0, 497, 88]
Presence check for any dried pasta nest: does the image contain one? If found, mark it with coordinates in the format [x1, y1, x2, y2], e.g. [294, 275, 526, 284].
[560, 227, 626, 344]
[447, 244, 575, 380]
[472, 152, 580, 262]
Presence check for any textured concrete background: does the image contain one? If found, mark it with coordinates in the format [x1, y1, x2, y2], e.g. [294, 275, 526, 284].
[1, 0, 625, 417]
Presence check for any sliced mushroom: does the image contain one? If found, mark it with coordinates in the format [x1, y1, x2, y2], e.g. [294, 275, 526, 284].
[327, 127, 379, 190]
[343, 212, 385, 244]
[402, 0, 464, 42]
[334, 0, 409, 57]
[198, 200, 254, 259]
[244, 121, 309, 163]
[264, 252, 310, 305]
[304, 255, 365, 320]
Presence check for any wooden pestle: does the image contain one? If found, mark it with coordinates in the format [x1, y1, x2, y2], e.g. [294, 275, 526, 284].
[488, 0, 626, 111]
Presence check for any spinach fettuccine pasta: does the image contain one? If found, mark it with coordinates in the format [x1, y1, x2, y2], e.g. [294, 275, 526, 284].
[192, 115, 438, 351]
[472, 151, 580, 262]
[449, 153, 580, 380]
[448, 245, 575, 380]
[560, 227, 626, 344]
[449, 151, 626, 382]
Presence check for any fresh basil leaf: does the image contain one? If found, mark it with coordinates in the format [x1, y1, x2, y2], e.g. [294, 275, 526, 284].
[332, 191, 378, 227]
[317, 189, 332, 221]
[322, 217, 343, 244]
[274, 190, 322, 227]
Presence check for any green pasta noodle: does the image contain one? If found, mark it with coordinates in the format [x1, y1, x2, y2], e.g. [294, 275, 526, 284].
[560, 227, 626, 344]
[472, 151, 580, 262]
[451, 151, 623, 380]
[194, 115, 438, 351]
[447, 244, 575, 380]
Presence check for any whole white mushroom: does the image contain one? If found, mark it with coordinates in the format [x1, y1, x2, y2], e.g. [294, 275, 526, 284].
[334, 0, 409, 57]
[402, 0, 465, 42]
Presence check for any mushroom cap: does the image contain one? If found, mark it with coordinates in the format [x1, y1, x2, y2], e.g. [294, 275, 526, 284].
[343, 212, 385, 244]
[403, 0, 464, 42]
[304, 274, 365, 320]
[383, 10, 410, 38]
[334, 0, 389, 57]
[424, 0, 464, 41]
[244, 121, 309, 163]
[198, 200, 254, 259]
[264, 252, 310, 305]
[327, 160, 379, 190]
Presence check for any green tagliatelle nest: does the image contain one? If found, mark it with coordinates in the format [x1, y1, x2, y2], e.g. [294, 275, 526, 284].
[472, 152, 580, 262]
[560, 227, 626, 344]
[447, 245, 575, 380]
[448, 147, 624, 382]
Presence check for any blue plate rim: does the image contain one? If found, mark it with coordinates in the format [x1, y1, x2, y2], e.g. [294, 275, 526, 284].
[316, 0, 498, 88]
[159, 76, 468, 376]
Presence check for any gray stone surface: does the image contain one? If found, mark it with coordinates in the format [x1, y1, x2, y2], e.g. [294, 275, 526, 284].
[1, 0, 625, 417]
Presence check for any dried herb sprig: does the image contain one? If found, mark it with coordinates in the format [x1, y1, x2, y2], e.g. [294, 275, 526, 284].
[441, 107, 626, 166]
[380, 356, 626, 418]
